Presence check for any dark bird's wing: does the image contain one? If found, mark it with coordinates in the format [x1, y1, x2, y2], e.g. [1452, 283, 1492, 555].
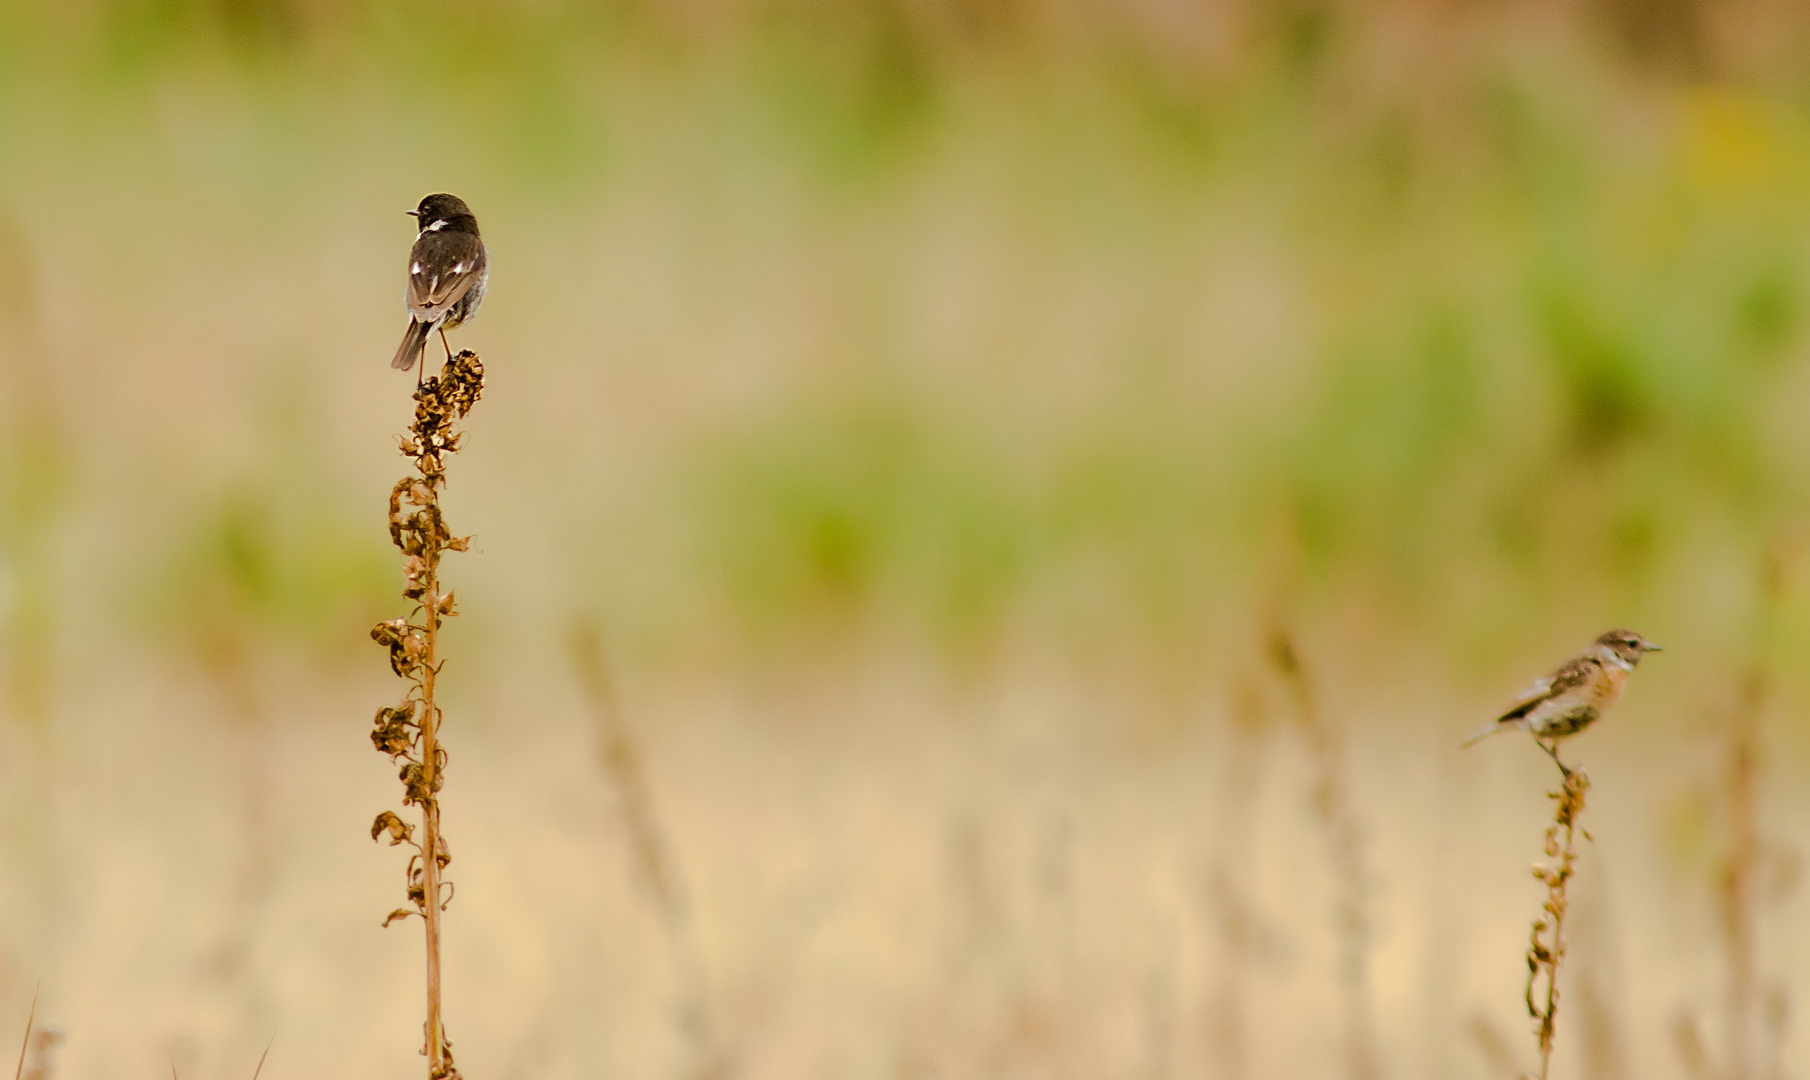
[1497, 656, 1596, 722]
[405, 230, 485, 322]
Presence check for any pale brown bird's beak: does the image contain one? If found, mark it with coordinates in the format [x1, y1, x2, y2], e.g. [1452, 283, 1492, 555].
[1644, 641, 1663, 652]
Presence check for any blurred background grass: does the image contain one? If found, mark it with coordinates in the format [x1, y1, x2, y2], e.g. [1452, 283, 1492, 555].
[2, 0, 1810, 1077]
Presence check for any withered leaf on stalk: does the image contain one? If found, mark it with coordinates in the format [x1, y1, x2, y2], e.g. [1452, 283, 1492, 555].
[399, 760, 441, 805]
[371, 810, 414, 846]
[370, 703, 418, 758]
[371, 618, 425, 676]
[382, 908, 417, 928]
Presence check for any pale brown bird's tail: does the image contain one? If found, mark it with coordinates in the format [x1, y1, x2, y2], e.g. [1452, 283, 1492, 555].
[1460, 722, 1510, 748]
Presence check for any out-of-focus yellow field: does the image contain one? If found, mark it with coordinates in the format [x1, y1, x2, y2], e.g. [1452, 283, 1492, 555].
[1, 2, 1809, 1077]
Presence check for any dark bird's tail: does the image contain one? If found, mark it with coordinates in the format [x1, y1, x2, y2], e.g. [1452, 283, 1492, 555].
[392, 319, 430, 371]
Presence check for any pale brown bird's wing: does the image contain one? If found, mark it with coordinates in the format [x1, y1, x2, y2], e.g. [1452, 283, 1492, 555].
[1497, 655, 1596, 722]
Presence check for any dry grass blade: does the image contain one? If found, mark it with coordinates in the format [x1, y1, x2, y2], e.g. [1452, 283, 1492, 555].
[249, 1033, 274, 1080]
[1716, 548, 1787, 1080]
[1466, 1012, 1521, 1080]
[1269, 628, 1378, 1080]
[1672, 1012, 1716, 1080]
[13, 985, 36, 1080]
[571, 621, 731, 1080]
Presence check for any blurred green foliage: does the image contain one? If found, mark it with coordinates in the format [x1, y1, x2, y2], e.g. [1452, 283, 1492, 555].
[682, 67, 1810, 660]
[7, 0, 1810, 686]
[695, 392, 1029, 645]
[145, 375, 394, 682]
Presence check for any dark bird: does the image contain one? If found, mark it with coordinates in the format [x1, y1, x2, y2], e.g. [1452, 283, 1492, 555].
[1463, 628, 1662, 772]
[392, 193, 488, 374]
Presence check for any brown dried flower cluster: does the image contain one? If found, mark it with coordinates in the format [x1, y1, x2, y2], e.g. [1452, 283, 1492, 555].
[1525, 765, 1590, 1080]
[368, 350, 484, 1080]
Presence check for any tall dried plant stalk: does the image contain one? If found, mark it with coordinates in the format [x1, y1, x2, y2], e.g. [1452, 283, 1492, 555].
[369, 351, 485, 1080]
[1201, 674, 1272, 1080]
[571, 623, 730, 1080]
[1714, 547, 1790, 1080]
[1526, 764, 1590, 1080]
[1269, 629, 1378, 1080]
[1721, 668, 1762, 1080]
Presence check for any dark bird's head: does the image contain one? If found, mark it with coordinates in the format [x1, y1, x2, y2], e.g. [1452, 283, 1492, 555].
[406, 193, 479, 235]
[1596, 628, 1662, 666]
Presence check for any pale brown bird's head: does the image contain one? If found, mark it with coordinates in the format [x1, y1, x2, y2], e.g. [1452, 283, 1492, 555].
[1596, 628, 1661, 666]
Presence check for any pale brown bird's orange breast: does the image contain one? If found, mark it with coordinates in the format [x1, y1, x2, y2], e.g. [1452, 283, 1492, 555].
[1587, 662, 1631, 709]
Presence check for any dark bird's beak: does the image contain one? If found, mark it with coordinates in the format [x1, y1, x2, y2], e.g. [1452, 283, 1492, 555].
[405, 209, 419, 217]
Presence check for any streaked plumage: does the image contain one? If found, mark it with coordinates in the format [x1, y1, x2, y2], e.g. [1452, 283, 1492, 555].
[1463, 629, 1661, 755]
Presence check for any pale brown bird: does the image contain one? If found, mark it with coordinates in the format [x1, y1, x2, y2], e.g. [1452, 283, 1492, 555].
[1463, 628, 1662, 772]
